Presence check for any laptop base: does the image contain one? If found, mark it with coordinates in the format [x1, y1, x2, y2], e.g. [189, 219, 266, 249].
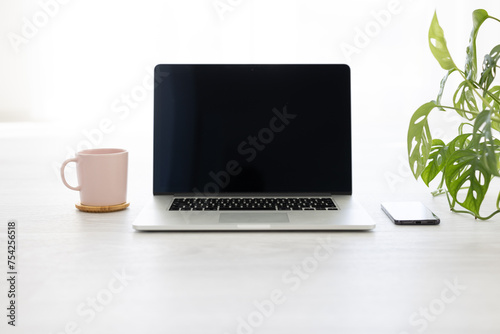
[133, 195, 375, 231]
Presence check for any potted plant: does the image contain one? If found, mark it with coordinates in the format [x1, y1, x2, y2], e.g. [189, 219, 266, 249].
[407, 9, 500, 219]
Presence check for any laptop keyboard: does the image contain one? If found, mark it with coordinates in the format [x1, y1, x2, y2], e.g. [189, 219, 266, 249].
[169, 197, 337, 211]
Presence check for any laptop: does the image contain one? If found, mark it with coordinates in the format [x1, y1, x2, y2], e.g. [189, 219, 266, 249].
[133, 64, 375, 231]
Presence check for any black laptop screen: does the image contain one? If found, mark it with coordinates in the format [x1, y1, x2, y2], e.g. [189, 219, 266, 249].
[153, 64, 352, 195]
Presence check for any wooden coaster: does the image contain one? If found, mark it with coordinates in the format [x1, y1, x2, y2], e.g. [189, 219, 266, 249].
[75, 202, 130, 213]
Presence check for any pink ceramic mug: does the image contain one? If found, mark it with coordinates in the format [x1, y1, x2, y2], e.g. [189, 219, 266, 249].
[60, 148, 128, 206]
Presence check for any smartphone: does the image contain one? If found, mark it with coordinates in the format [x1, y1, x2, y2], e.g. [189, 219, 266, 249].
[381, 201, 440, 225]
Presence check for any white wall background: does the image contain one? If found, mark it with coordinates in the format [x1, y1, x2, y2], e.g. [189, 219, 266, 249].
[1, 0, 498, 122]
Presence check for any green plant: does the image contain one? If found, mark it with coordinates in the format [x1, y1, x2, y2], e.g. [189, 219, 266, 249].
[408, 9, 500, 219]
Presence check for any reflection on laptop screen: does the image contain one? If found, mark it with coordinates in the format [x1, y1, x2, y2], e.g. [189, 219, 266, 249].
[153, 64, 352, 195]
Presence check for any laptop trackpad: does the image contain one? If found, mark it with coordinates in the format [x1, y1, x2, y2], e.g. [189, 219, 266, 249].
[219, 213, 290, 223]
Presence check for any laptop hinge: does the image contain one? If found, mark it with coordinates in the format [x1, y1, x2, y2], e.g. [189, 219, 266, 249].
[172, 193, 333, 197]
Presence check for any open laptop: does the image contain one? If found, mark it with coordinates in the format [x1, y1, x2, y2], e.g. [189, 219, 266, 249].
[133, 64, 375, 231]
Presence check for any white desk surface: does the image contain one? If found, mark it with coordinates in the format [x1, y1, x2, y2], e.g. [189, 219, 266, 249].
[1, 122, 499, 334]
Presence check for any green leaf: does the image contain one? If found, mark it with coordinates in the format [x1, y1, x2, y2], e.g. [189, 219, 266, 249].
[453, 81, 478, 119]
[445, 149, 491, 217]
[408, 101, 436, 178]
[424, 133, 473, 188]
[421, 139, 448, 186]
[436, 69, 457, 110]
[428, 11, 457, 70]
[479, 44, 500, 92]
[485, 85, 500, 113]
[484, 86, 500, 131]
[465, 9, 490, 81]
[458, 122, 474, 135]
[472, 109, 500, 176]
[449, 133, 473, 152]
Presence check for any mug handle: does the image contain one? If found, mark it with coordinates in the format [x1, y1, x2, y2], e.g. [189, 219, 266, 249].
[60, 158, 81, 191]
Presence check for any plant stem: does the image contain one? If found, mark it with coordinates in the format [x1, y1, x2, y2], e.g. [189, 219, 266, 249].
[445, 190, 500, 220]
[458, 70, 493, 109]
[490, 16, 500, 24]
[483, 89, 500, 108]
[449, 206, 500, 220]
[438, 105, 500, 122]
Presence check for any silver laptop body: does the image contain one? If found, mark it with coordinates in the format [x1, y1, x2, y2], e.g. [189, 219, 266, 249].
[133, 64, 375, 231]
